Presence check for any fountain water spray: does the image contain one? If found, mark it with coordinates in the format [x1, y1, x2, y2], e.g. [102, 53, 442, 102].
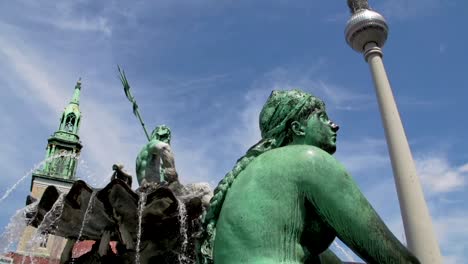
[0, 153, 79, 205]
[0, 202, 38, 253]
[68, 191, 97, 263]
[21, 193, 65, 264]
[135, 191, 147, 264]
[75, 159, 99, 186]
[176, 198, 189, 264]
[75, 191, 97, 242]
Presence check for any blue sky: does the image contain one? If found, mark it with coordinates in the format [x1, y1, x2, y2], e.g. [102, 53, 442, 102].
[0, 0, 467, 262]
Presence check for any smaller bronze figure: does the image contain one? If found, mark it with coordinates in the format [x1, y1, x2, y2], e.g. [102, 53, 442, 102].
[111, 164, 133, 187]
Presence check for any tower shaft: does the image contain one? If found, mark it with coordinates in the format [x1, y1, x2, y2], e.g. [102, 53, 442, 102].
[345, 1, 443, 262]
[365, 43, 442, 263]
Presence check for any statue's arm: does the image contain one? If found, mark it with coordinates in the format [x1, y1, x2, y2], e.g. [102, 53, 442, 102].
[148, 140, 173, 165]
[148, 139, 178, 182]
[298, 149, 419, 264]
[159, 144, 176, 169]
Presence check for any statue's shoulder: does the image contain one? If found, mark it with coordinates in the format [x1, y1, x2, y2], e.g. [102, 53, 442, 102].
[267, 144, 329, 158]
[148, 139, 169, 149]
[264, 145, 345, 173]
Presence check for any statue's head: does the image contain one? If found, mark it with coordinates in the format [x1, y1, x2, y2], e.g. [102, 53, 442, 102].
[259, 89, 339, 154]
[150, 125, 171, 144]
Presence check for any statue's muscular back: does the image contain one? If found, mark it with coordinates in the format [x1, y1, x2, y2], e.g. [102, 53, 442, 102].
[136, 140, 164, 184]
[214, 144, 420, 264]
[214, 145, 336, 264]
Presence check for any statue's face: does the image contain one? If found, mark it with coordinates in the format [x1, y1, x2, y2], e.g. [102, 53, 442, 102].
[153, 126, 171, 143]
[303, 109, 339, 154]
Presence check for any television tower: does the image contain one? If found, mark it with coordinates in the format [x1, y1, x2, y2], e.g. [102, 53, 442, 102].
[344, 1, 442, 263]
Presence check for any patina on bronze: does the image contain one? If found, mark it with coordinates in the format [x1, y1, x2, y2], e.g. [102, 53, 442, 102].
[199, 89, 420, 264]
[136, 125, 179, 185]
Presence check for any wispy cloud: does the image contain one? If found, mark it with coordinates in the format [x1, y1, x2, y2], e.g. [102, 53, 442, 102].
[439, 43, 447, 54]
[337, 138, 389, 174]
[0, 1, 465, 262]
[350, 162, 467, 263]
[46, 16, 112, 36]
[3, 1, 112, 36]
[354, 150, 468, 263]
[0, 38, 65, 116]
[323, 11, 349, 24]
[249, 65, 374, 110]
[0, 33, 137, 186]
[433, 211, 468, 264]
[377, 0, 442, 20]
[227, 66, 382, 153]
[415, 155, 466, 193]
[228, 65, 380, 171]
[0, 103, 32, 180]
[230, 87, 266, 151]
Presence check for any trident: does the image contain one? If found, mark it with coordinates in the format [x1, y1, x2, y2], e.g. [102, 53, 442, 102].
[117, 65, 151, 141]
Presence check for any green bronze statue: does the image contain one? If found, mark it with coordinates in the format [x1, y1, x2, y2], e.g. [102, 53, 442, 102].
[136, 125, 178, 185]
[199, 90, 420, 264]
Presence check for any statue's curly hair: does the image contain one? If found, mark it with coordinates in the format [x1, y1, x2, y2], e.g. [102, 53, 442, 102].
[198, 89, 325, 264]
[150, 124, 171, 142]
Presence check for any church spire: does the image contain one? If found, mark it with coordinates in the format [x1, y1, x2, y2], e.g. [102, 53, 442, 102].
[35, 79, 84, 181]
[70, 78, 81, 105]
[19, 79, 85, 258]
[58, 79, 82, 135]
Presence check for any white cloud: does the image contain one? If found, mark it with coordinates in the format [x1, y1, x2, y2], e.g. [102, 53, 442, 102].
[250, 66, 373, 111]
[434, 213, 468, 245]
[356, 152, 468, 263]
[433, 212, 468, 263]
[230, 65, 376, 154]
[0, 3, 466, 261]
[230, 88, 266, 151]
[48, 16, 112, 36]
[171, 141, 218, 186]
[7, 1, 112, 36]
[352, 159, 468, 263]
[0, 21, 234, 193]
[378, 0, 442, 19]
[415, 156, 466, 193]
[337, 138, 389, 174]
[439, 43, 447, 54]
[0, 106, 30, 180]
[0, 34, 137, 187]
[458, 163, 468, 173]
[0, 40, 65, 116]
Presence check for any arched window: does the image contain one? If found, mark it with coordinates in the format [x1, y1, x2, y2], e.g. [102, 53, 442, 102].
[64, 113, 76, 132]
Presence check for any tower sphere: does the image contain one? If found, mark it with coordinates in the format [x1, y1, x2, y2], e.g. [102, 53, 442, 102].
[345, 9, 388, 53]
[347, 0, 369, 13]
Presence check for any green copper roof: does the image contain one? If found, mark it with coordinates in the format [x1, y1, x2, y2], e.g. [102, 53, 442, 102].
[57, 79, 83, 138]
[34, 79, 84, 183]
[70, 78, 81, 105]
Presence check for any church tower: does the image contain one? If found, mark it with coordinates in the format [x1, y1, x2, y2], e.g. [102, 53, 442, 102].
[34, 79, 83, 183]
[16, 79, 84, 260]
